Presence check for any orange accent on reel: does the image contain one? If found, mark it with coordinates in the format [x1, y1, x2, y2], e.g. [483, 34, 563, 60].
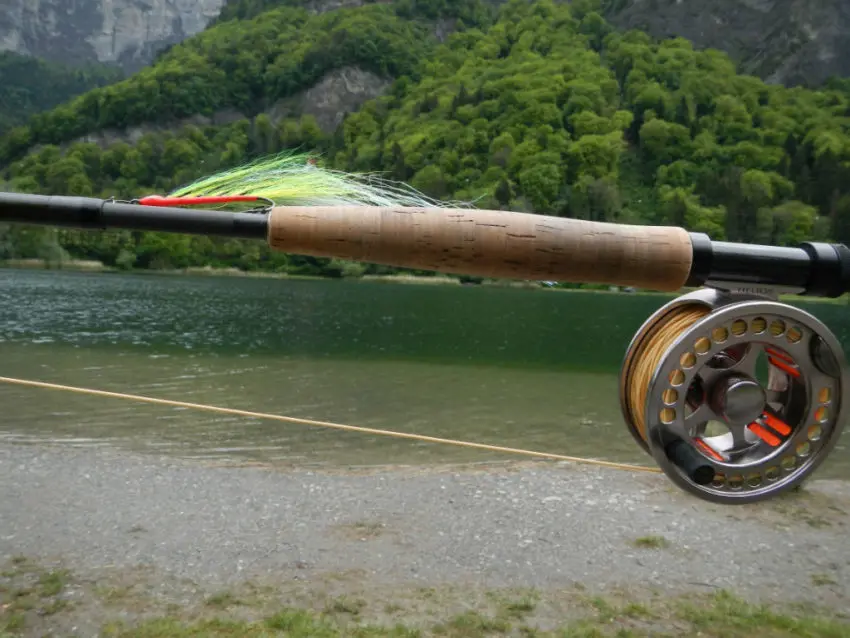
[748, 422, 781, 447]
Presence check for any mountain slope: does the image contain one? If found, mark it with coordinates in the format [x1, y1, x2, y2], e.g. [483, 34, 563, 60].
[0, 1, 492, 149]
[604, 0, 850, 88]
[0, 2, 466, 167]
[0, 52, 125, 136]
[0, 0, 226, 73]
[2, 0, 849, 90]
[2, 0, 850, 276]
[336, 1, 850, 246]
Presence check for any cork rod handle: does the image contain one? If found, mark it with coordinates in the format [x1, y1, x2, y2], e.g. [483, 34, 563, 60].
[267, 206, 695, 291]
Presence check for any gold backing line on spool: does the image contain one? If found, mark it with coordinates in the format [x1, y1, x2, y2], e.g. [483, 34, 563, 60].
[626, 304, 713, 442]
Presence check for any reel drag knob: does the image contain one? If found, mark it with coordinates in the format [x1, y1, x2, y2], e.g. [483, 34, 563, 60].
[711, 375, 766, 426]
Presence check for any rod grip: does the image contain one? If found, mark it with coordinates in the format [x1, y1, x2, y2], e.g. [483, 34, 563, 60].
[267, 206, 695, 291]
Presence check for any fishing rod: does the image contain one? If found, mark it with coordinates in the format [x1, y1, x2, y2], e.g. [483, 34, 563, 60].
[0, 167, 848, 505]
[2, 191, 848, 296]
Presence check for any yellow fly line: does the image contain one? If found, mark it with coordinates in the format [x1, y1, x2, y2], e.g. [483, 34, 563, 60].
[0, 375, 661, 475]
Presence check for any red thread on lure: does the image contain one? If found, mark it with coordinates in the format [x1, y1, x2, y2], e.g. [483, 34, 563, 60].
[138, 195, 262, 207]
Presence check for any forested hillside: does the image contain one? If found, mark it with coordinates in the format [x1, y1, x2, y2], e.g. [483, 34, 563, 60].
[0, 0, 484, 166]
[2, 0, 850, 282]
[0, 52, 124, 136]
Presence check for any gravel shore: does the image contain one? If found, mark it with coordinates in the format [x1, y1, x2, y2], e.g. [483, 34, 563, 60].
[2, 442, 850, 634]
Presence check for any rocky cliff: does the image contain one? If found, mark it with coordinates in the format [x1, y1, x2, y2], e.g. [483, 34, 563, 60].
[1, 0, 849, 86]
[0, 0, 226, 73]
[605, 0, 850, 87]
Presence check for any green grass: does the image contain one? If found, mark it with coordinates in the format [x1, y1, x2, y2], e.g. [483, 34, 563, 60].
[3, 557, 849, 638]
[94, 591, 850, 637]
[811, 573, 839, 587]
[0, 558, 73, 635]
[630, 535, 670, 549]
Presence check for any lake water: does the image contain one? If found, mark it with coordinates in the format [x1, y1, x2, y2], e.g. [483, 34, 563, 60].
[1, 268, 849, 478]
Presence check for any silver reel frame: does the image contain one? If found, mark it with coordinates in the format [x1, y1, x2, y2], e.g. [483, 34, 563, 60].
[619, 287, 848, 504]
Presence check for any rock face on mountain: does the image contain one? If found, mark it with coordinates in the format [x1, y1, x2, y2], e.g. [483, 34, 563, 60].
[1, 0, 848, 86]
[605, 0, 850, 87]
[76, 65, 390, 149]
[0, 0, 226, 73]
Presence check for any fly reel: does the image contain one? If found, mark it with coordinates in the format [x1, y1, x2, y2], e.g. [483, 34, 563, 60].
[619, 287, 847, 504]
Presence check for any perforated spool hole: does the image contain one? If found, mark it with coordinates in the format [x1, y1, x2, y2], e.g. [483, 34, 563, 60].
[808, 424, 823, 442]
[770, 319, 787, 337]
[694, 337, 711, 355]
[765, 466, 780, 481]
[680, 352, 697, 369]
[747, 473, 762, 488]
[787, 326, 803, 344]
[781, 456, 796, 471]
[712, 327, 729, 343]
[669, 370, 686, 386]
[662, 389, 678, 405]
[796, 441, 811, 457]
[731, 319, 747, 336]
[660, 408, 676, 424]
[815, 407, 829, 423]
[712, 473, 726, 488]
[728, 475, 744, 490]
[751, 317, 767, 334]
[818, 387, 831, 404]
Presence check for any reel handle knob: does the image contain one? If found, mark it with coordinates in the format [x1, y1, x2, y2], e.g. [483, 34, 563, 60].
[665, 439, 715, 486]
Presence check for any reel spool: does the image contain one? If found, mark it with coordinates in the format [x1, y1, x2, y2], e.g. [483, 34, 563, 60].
[620, 288, 848, 504]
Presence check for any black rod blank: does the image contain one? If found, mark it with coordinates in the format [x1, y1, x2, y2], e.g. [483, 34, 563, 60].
[0, 193, 268, 240]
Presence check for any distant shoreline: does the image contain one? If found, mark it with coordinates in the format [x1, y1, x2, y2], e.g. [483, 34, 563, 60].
[2, 258, 847, 304]
[0, 258, 621, 291]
